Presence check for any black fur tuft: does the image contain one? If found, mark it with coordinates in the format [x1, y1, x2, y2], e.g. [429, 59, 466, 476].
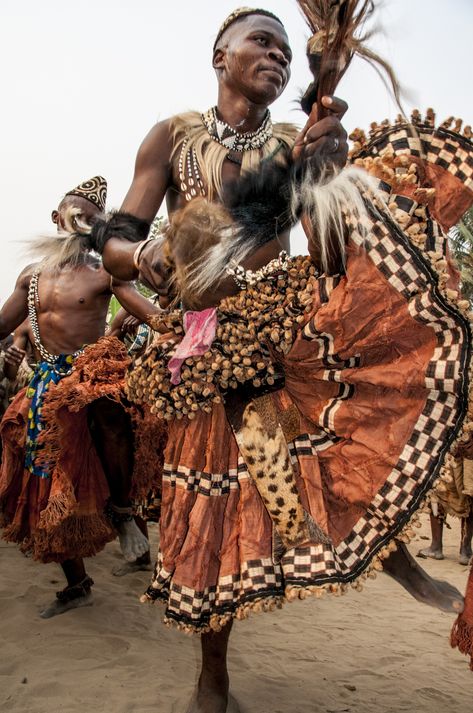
[300, 53, 322, 115]
[86, 211, 151, 254]
[223, 160, 300, 248]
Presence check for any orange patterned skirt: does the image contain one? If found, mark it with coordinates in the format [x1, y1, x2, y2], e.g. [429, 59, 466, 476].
[138, 213, 471, 633]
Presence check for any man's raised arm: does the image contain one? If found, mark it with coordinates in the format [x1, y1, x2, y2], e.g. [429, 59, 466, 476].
[98, 120, 173, 282]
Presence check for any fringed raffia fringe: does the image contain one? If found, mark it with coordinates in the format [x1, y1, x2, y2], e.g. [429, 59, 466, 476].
[451, 619, 473, 672]
[36, 336, 164, 503]
[451, 564, 473, 671]
[170, 112, 298, 201]
[37, 336, 130, 474]
[1, 463, 76, 557]
[36, 469, 76, 531]
[1, 480, 113, 563]
[33, 511, 114, 563]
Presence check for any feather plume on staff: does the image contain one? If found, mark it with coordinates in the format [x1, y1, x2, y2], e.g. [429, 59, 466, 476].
[297, 1, 403, 117]
[288, 1, 406, 273]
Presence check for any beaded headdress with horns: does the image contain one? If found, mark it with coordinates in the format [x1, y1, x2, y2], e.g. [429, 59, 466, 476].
[25, 176, 108, 274]
[65, 175, 107, 212]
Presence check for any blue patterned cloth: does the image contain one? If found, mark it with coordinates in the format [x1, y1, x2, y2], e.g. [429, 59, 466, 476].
[24, 354, 75, 478]
[125, 322, 150, 356]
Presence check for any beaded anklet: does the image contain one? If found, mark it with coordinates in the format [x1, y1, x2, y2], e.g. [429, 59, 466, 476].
[104, 499, 133, 527]
[56, 575, 94, 603]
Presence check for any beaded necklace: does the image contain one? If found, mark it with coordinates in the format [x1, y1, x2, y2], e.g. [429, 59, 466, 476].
[178, 107, 274, 202]
[202, 106, 273, 152]
[28, 269, 83, 370]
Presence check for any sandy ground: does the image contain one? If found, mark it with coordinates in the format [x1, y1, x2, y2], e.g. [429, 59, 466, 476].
[1, 515, 471, 713]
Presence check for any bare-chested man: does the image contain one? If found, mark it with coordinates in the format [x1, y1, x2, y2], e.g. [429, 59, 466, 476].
[81, 9, 468, 711]
[0, 176, 159, 617]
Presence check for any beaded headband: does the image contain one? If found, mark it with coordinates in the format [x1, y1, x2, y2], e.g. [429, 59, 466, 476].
[213, 7, 284, 50]
[65, 175, 107, 212]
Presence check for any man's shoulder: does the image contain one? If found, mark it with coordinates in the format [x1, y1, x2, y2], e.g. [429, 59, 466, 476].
[16, 262, 40, 287]
[137, 117, 177, 166]
[145, 112, 202, 148]
[47, 257, 109, 288]
[137, 113, 201, 173]
[79, 256, 110, 286]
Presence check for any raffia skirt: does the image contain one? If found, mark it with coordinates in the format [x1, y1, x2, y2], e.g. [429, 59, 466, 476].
[0, 336, 166, 563]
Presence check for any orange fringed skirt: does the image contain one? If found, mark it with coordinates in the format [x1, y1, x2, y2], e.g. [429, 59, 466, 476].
[0, 336, 166, 563]
[138, 212, 472, 633]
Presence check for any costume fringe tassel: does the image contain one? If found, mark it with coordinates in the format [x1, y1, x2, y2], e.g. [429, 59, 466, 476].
[451, 565, 473, 671]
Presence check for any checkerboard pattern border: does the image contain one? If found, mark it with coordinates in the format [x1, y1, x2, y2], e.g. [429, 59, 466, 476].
[147, 198, 471, 627]
[162, 463, 240, 496]
[355, 123, 473, 194]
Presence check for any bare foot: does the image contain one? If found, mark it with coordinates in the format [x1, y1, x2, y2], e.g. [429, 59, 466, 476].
[186, 672, 230, 713]
[117, 519, 150, 562]
[226, 695, 241, 713]
[417, 546, 444, 560]
[40, 590, 93, 619]
[384, 542, 463, 614]
[112, 554, 152, 577]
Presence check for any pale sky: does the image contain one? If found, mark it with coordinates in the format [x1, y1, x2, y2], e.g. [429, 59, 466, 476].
[0, 0, 472, 302]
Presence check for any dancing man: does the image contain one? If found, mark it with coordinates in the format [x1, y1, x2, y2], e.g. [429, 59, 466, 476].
[84, 6, 473, 707]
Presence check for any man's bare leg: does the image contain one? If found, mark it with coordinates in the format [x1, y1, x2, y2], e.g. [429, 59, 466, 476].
[417, 513, 445, 560]
[88, 397, 149, 561]
[187, 620, 235, 713]
[459, 513, 473, 565]
[112, 516, 152, 576]
[383, 541, 463, 613]
[40, 558, 93, 619]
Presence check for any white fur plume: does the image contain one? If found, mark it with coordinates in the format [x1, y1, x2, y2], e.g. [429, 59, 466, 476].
[25, 205, 95, 273]
[291, 165, 379, 272]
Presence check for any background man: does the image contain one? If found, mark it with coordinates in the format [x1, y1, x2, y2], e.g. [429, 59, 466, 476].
[0, 176, 160, 617]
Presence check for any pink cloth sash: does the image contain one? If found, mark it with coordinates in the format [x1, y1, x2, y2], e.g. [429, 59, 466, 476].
[168, 308, 218, 385]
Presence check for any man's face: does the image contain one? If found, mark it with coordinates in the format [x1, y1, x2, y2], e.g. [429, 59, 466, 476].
[214, 16, 292, 106]
[51, 195, 101, 232]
